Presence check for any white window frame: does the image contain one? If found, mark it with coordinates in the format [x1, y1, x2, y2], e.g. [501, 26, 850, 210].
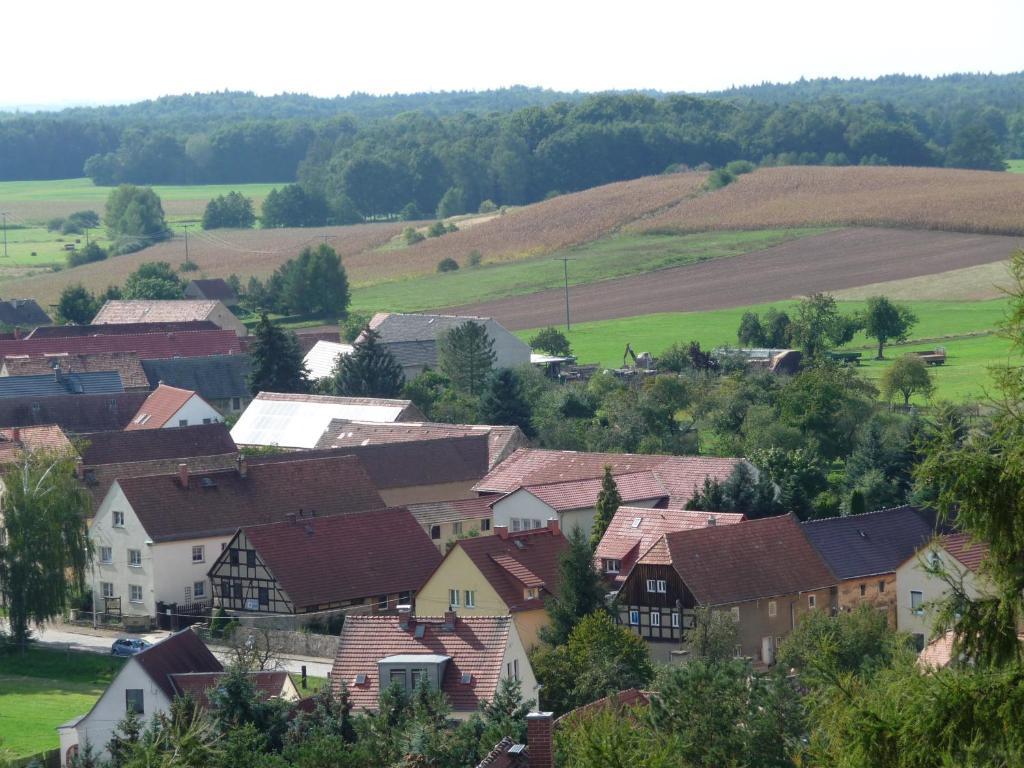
[193, 581, 206, 599]
[646, 579, 657, 593]
[603, 559, 621, 574]
[449, 589, 460, 608]
[629, 609, 640, 625]
[768, 600, 777, 618]
[464, 590, 475, 608]
[808, 594, 817, 609]
[192, 545, 205, 563]
[101, 582, 114, 598]
[128, 549, 142, 568]
[671, 612, 680, 628]
[656, 579, 667, 593]
[178, 419, 188, 427]
[112, 510, 125, 528]
[452, 521, 463, 535]
[129, 584, 143, 604]
[99, 546, 113, 564]
[910, 590, 924, 615]
[511, 518, 522, 532]
[650, 611, 661, 627]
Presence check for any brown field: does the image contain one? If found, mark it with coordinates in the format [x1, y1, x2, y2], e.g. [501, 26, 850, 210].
[639, 166, 1024, 236]
[445, 228, 1024, 330]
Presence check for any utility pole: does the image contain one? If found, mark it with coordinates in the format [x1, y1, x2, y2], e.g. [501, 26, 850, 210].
[183, 224, 190, 263]
[556, 256, 574, 330]
[1, 213, 7, 259]
[84, 227, 90, 247]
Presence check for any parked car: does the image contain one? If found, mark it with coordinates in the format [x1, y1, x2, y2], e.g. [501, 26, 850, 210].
[111, 638, 150, 656]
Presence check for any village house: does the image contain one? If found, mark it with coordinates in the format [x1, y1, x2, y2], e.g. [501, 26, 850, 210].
[141, 355, 252, 415]
[331, 612, 537, 720]
[617, 513, 836, 663]
[208, 507, 441, 626]
[230, 392, 425, 449]
[0, 329, 242, 359]
[88, 453, 385, 622]
[126, 384, 223, 430]
[0, 370, 124, 398]
[27, 321, 220, 338]
[361, 312, 531, 379]
[594, 506, 745, 587]
[415, 521, 566, 649]
[316, 418, 528, 470]
[0, 391, 150, 433]
[184, 278, 239, 307]
[57, 629, 296, 767]
[0, 298, 51, 327]
[895, 532, 990, 649]
[0, 424, 73, 464]
[2, 351, 150, 391]
[93, 299, 248, 337]
[303, 339, 355, 381]
[801, 506, 936, 625]
[408, 495, 500, 550]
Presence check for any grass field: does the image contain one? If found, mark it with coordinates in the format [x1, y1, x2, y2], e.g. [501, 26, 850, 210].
[0, 648, 123, 759]
[350, 228, 828, 313]
[518, 298, 1013, 403]
[1007, 159, 1024, 173]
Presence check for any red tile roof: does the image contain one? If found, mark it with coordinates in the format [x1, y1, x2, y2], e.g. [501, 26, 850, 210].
[115, 454, 386, 542]
[450, 526, 567, 612]
[519, 471, 668, 513]
[941, 533, 989, 573]
[595, 507, 744, 585]
[27, 321, 219, 338]
[134, 629, 223, 701]
[0, 330, 242, 359]
[169, 670, 291, 709]
[476, 449, 742, 505]
[476, 737, 529, 768]
[79, 423, 236, 466]
[555, 688, 652, 727]
[331, 614, 512, 712]
[642, 513, 836, 606]
[0, 424, 73, 463]
[126, 384, 205, 429]
[2, 351, 150, 389]
[237, 507, 442, 610]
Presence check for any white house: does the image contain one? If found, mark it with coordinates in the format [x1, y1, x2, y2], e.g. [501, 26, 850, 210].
[88, 454, 385, 621]
[303, 340, 355, 381]
[125, 384, 223, 430]
[895, 532, 989, 649]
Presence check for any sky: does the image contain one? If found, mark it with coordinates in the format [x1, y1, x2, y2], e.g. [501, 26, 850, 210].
[6, 0, 1023, 108]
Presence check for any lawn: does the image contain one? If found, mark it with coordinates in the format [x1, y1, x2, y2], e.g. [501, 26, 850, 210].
[291, 674, 329, 696]
[517, 298, 1013, 403]
[0, 178, 281, 207]
[351, 228, 828, 313]
[1007, 159, 1024, 173]
[0, 648, 123, 759]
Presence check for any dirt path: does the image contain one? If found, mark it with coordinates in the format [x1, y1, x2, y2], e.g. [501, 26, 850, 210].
[442, 228, 1022, 330]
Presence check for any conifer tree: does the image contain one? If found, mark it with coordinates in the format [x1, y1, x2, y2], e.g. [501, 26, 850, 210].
[331, 329, 405, 398]
[478, 368, 535, 437]
[247, 313, 309, 395]
[540, 526, 609, 646]
[589, 466, 621, 550]
[437, 321, 495, 396]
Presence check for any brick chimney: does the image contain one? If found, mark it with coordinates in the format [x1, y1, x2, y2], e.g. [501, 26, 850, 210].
[237, 454, 248, 479]
[526, 712, 554, 768]
[13, 326, 21, 341]
[11, 427, 20, 444]
[178, 462, 189, 487]
[443, 610, 456, 630]
[495, 525, 509, 540]
[398, 605, 413, 631]
[547, 518, 560, 535]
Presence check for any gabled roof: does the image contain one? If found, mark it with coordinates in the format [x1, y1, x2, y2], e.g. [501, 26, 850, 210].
[0, 298, 50, 326]
[0, 330, 242, 359]
[643, 513, 835, 606]
[114, 453, 385, 542]
[84, 453, 239, 513]
[317, 419, 527, 470]
[555, 688, 652, 726]
[0, 424, 72, 463]
[514, 471, 668, 513]
[94, 300, 224, 325]
[476, 448, 743, 506]
[169, 670, 290, 710]
[2, 351, 149, 389]
[0, 391, 149, 433]
[408, 495, 499, 528]
[230, 392, 425, 449]
[367, 312, 493, 343]
[134, 629, 223, 701]
[0, 371, 124, 398]
[236, 507, 442, 610]
[141, 355, 251, 401]
[940, 533, 989, 573]
[331, 614, 512, 712]
[126, 384, 207, 430]
[595, 507, 744, 583]
[452, 526, 567, 612]
[801, 506, 936, 580]
[79, 422, 236, 466]
[476, 738, 529, 768]
[27, 321, 219, 338]
[185, 279, 237, 303]
[303, 340, 354, 380]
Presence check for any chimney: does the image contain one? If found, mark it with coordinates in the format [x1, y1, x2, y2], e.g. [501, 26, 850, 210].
[75, 456, 84, 480]
[286, 512, 297, 525]
[178, 463, 189, 487]
[547, 518, 560, 535]
[707, 516, 717, 527]
[443, 610, 456, 630]
[11, 427, 20, 444]
[237, 454, 247, 479]
[527, 712, 554, 768]
[13, 326, 21, 341]
[495, 525, 509, 540]
[398, 605, 413, 631]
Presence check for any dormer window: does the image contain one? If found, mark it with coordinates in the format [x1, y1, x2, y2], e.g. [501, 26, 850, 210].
[603, 559, 621, 574]
[378, 654, 450, 698]
[524, 587, 539, 600]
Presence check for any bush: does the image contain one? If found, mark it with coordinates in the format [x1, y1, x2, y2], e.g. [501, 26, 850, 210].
[46, 217, 64, 232]
[179, 259, 199, 272]
[66, 242, 108, 268]
[437, 257, 460, 273]
[202, 191, 256, 229]
[724, 160, 756, 176]
[305, 613, 345, 636]
[427, 221, 448, 238]
[478, 199, 498, 213]
[467, 250, 483, 268]
[340, 311, 372, 343]
[399, 202, 422, 221]
[705, 168, 735, 190]
[403, 226, 425, 245]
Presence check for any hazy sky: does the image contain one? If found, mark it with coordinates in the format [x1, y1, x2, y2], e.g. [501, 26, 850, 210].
[7, 0, 1023, 107]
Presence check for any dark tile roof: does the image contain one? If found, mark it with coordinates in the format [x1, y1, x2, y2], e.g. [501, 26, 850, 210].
[141, 355, 251, 401]
[135, 629, 222, 701]
[801, 506, 937, 580]
[79, 423, 237, 466]
[3, 351, 149, 389]
[0, 371, 124, 398]
[648, 513, 836, 606]
[116, 453, 385, 542]
[294, 330, 342, 356]
[169, 670, 290, 710]
[84, 453, 239, 513]
[237, 507, 442, 610]
[0, 299, 51, 327]
[331, 614, 511, 713]
[452, 526, 567, 612]
[0, 391, 150, 433]
[185, 279, 237, 303]
[367, 312, 493, 344]
[0, 330, 242, 359]
[27, 321, 220, 339]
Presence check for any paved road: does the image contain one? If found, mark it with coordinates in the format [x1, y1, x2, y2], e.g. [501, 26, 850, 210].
[7, 622, 333, 678]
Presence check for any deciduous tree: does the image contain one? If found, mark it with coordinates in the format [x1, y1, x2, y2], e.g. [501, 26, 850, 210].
[55, 284, 99, 325]
[861, 296, 918, 359]
[104, 184, 169, 254]
[881, 355, 934, 405]
[122, 261, 185, 300]
[529, 326, 572, 356]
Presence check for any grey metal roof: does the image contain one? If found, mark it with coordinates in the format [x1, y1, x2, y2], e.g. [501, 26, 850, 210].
[141, 354, 251, 401]
[0, 299, 51, 327]
[0, 371, 124, 399]
[801, 506, 936, 580]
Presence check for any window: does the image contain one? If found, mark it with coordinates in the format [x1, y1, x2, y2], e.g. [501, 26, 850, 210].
[192, 545, 205, 563]
[202, 418, 212, 425]
[112, 511, 125, 528]
[390, 668, 406, 686]
[650, 611, 661, 627]
[125, 689, 144, 715]
[259, 587, 269, 607]
[525, 587, 539, 600]
[193, 581, 206, 599]
[507, 663, 512, 678]
[481, 518, 491, 531]
[430, 525, 441, 540]
[232, 582, 242, 599]
[879, 580, 886, 593]
[808, 595, 817, 609]
[246, 550, 257, 567]
[221, 579, 231, 599]
[377, 594, 388, 610]
[629, 609, 640, 625]
[656, 579, 667, 593]
[101, 582, 114, 598]
[398, 591, 412, 605]
[731, 606, 740, 622]
[452, 521, 463, 535]
[129, 585, 143, 603]
[671, 612, 680, 628]
[449, 589, 460, 608]
[513, 659, 519, 680]
[178, 419, 188, 427]
[860, 583, 867, 597]
[410, 668, 426, 689]
[910, 591, 924, 615]
[99, 546, 112, 564]
[464, 590, 475, 608]
[768, 601, 777, 618]
[511, 518, 521, 532]
[646, 579, 657, 593]
[232, 397, 242, 411]
[229, 549, 239, 566]
[603, 559, 621, 574]
[128, 549, 142, 568]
